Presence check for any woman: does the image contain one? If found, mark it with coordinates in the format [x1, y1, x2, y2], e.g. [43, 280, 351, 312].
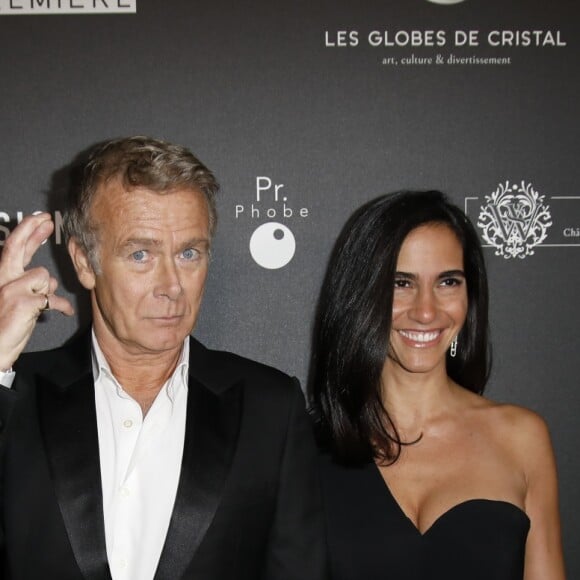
[309, 191, 565, 580]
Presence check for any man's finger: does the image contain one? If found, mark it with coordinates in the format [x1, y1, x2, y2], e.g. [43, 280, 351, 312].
[0, 213, 53, 283]
[23, 216, 54, 268]
[30, 274, 74, 316]
[41, 293, 75, 317]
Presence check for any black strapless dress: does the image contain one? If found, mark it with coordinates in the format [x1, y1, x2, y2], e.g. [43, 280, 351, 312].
[319, 455, 530, 580]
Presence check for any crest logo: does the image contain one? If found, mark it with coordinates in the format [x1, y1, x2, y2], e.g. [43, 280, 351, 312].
[477, 181, 552, 259]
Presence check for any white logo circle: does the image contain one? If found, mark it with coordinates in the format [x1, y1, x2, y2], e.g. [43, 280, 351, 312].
[249, 222, 296, 269]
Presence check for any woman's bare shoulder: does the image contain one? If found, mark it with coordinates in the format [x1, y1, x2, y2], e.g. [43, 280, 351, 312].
[477, 398, 554, 466]
[482, 399, 548, 432]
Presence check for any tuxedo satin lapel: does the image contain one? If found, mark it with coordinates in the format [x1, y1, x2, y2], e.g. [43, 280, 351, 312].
[154, 375, 243, 580]
[38, 369, 111, 580]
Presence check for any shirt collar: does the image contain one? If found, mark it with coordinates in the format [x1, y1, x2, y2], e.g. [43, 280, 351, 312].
[91, 329, 190, 400]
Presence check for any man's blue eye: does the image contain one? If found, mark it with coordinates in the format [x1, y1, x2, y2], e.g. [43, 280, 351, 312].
[132, 250, 146, 262]
[182, 248, 199, 260]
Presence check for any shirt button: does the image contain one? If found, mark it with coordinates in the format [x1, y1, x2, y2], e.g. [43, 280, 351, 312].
[118, 558, 127, 569]
[120, 486, 130, 497]
[123, 419, 133, 428]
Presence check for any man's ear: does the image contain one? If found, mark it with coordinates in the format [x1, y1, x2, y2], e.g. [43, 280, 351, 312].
[68, 238, 97, 290]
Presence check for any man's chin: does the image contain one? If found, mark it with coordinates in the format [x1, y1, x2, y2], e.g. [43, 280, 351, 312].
[132, 327, 192, 354]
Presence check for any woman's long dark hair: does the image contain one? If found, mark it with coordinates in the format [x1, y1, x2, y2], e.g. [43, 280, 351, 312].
[308, 191, 491, 466]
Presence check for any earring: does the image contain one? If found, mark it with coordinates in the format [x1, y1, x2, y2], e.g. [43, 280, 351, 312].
[450, 337, 458, 358]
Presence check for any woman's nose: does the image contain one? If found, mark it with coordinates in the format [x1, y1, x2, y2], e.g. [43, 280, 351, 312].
[408, 287, 437, 324]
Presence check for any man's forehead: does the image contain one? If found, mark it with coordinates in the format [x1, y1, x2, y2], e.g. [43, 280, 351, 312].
[94, 180, 205, 205]
[91, 183, 210, 246]
[119, 227, 209, 242]
[115, 217, 210, 240]
[93, 183, 208, 220]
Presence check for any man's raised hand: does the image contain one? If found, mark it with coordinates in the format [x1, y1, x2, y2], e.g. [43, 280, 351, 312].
[0, 213, 74, 369]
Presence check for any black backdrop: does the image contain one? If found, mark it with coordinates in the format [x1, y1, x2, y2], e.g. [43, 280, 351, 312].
[0, 0, 578, 574]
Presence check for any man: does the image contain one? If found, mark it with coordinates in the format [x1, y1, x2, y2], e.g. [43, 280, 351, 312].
[0, 137, 326, 580]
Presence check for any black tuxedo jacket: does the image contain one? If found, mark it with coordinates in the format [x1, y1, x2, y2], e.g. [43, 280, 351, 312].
[0, 333, 326, 580]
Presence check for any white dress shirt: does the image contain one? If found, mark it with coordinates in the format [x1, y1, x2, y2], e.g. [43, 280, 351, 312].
[92, 333, 189, 580]
[0, 367, 15, 387]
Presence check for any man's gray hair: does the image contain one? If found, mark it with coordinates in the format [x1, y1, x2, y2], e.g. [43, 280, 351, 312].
[64, 136, 219, 269]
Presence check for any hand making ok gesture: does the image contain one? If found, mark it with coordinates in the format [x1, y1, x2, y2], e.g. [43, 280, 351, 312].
[0, 213, 74, 370]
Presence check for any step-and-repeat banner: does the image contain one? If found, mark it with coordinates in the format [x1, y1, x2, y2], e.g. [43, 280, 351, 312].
[1, 0, 578, 573]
